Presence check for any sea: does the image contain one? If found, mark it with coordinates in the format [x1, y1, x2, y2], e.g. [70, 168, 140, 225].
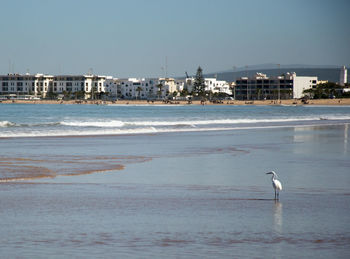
[0, 103, 350, 258]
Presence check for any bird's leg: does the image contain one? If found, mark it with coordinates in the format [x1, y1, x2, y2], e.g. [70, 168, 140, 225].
[274, 189, 277, 200]
[277, 191, 279, 200]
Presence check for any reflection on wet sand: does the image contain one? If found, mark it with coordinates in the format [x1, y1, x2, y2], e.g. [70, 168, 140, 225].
[273, 201, 283, 235]
[0, 155, 152, 182]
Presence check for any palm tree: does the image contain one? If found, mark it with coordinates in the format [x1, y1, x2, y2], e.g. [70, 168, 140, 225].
[172, 90, 178, 100]
[157, 83, 163, 99]
[90, 86, 97, 100]
[136, 86, 143, 99]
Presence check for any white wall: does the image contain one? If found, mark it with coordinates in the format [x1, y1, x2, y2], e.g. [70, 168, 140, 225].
[293, 75, 317, 99]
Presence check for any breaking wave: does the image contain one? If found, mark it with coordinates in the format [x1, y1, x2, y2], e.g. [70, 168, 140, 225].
[61, 116, 350, 128]
[0, 121, 15, 127]
[60, 120, 125, 127]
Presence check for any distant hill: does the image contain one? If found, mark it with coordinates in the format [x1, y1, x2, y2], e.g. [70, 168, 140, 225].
[204, 67, 348, 83]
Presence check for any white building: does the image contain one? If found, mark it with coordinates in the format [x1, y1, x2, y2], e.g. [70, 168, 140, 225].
[340, 66, 347, 86]
[0, 73, 109, 99]
[292, 73, 318, 99]
[184, 77, 231, 95]
[204, 78, 231, 95]
[115, 77, 184, 99]
[117, 78, 158, 99]
[103, 76, 119, 98]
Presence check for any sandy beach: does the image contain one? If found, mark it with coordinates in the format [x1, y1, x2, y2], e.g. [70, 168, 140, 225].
[1, 98, 350, 106]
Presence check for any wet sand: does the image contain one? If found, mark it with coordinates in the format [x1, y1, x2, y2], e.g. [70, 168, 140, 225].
[0, 155, 151, 182]
[0, 109, 349, 258]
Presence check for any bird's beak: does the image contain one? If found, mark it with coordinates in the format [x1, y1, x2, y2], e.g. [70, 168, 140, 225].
[266, 172, 272, 175]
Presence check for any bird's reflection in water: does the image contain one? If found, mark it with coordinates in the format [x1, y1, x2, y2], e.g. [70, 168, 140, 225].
[273, 201, 283, 235]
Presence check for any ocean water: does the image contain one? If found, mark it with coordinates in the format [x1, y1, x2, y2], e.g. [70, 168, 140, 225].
[0, 103, 350, 258]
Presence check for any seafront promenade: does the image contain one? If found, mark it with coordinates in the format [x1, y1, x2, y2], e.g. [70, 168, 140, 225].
[1, 98, 350, 106]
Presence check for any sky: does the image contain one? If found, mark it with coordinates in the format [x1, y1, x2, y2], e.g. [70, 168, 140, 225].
[0, 0, 349, 77]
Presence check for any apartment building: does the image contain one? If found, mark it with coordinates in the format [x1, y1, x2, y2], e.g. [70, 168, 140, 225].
[0, 74, 107, 98]
[235, 72, 317, 100]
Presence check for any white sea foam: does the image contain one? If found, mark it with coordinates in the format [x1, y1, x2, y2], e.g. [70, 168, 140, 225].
[54, 116, 350, 128]
[0, 121, 15, 127]
[124, 116, 350, 127]
[1, 122, 347, 138]
[61, 120, 125, 127]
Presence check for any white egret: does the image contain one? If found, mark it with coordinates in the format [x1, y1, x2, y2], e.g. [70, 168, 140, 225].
[266, 171, 283, 200]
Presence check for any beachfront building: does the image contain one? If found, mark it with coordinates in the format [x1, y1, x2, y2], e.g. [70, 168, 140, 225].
[340, 66, 347, 86]
[234, 72, 318, 100]
[0, 73, 55, 97]
[204, 78, 231, 95]
[158, 78, 178, 98]
[117, 78, 158, 99]
[184, 77, 232, 95]
[0, 73, 109, 99]
[115, 77, 185, 100]
[1, 73, 227, 100]
[103, 77, 119, 98]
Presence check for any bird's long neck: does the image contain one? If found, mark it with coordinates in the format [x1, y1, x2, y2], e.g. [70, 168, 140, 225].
[271, 174, 276, 181]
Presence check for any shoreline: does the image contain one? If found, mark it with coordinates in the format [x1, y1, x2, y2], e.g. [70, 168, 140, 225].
[1, 98, 350, 106]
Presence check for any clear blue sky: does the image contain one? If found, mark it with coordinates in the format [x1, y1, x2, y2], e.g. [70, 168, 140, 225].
[0, 0, 349, 77]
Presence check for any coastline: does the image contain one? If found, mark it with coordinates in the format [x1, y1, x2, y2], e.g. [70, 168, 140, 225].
[1, 98, 350, 106]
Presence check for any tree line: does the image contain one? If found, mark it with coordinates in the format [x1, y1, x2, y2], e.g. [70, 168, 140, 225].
[303, 82, 350, 99]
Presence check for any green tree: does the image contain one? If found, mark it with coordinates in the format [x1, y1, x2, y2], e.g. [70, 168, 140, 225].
[303, 82, 343, 99]
[172, 90, 178, 100]
[46, 88, 57, 100]
[193, 66, 205, 96]
[36, 86, 41, 97]
[180, 89, 189, 97]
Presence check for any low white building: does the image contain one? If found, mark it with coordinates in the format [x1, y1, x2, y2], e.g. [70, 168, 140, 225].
[184, 77, 231, 95]
[204, 78, 231, 95]
[116, 77, 183, 99]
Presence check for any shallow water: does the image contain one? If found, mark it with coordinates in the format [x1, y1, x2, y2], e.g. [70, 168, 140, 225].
[0, 104, 349, 258]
